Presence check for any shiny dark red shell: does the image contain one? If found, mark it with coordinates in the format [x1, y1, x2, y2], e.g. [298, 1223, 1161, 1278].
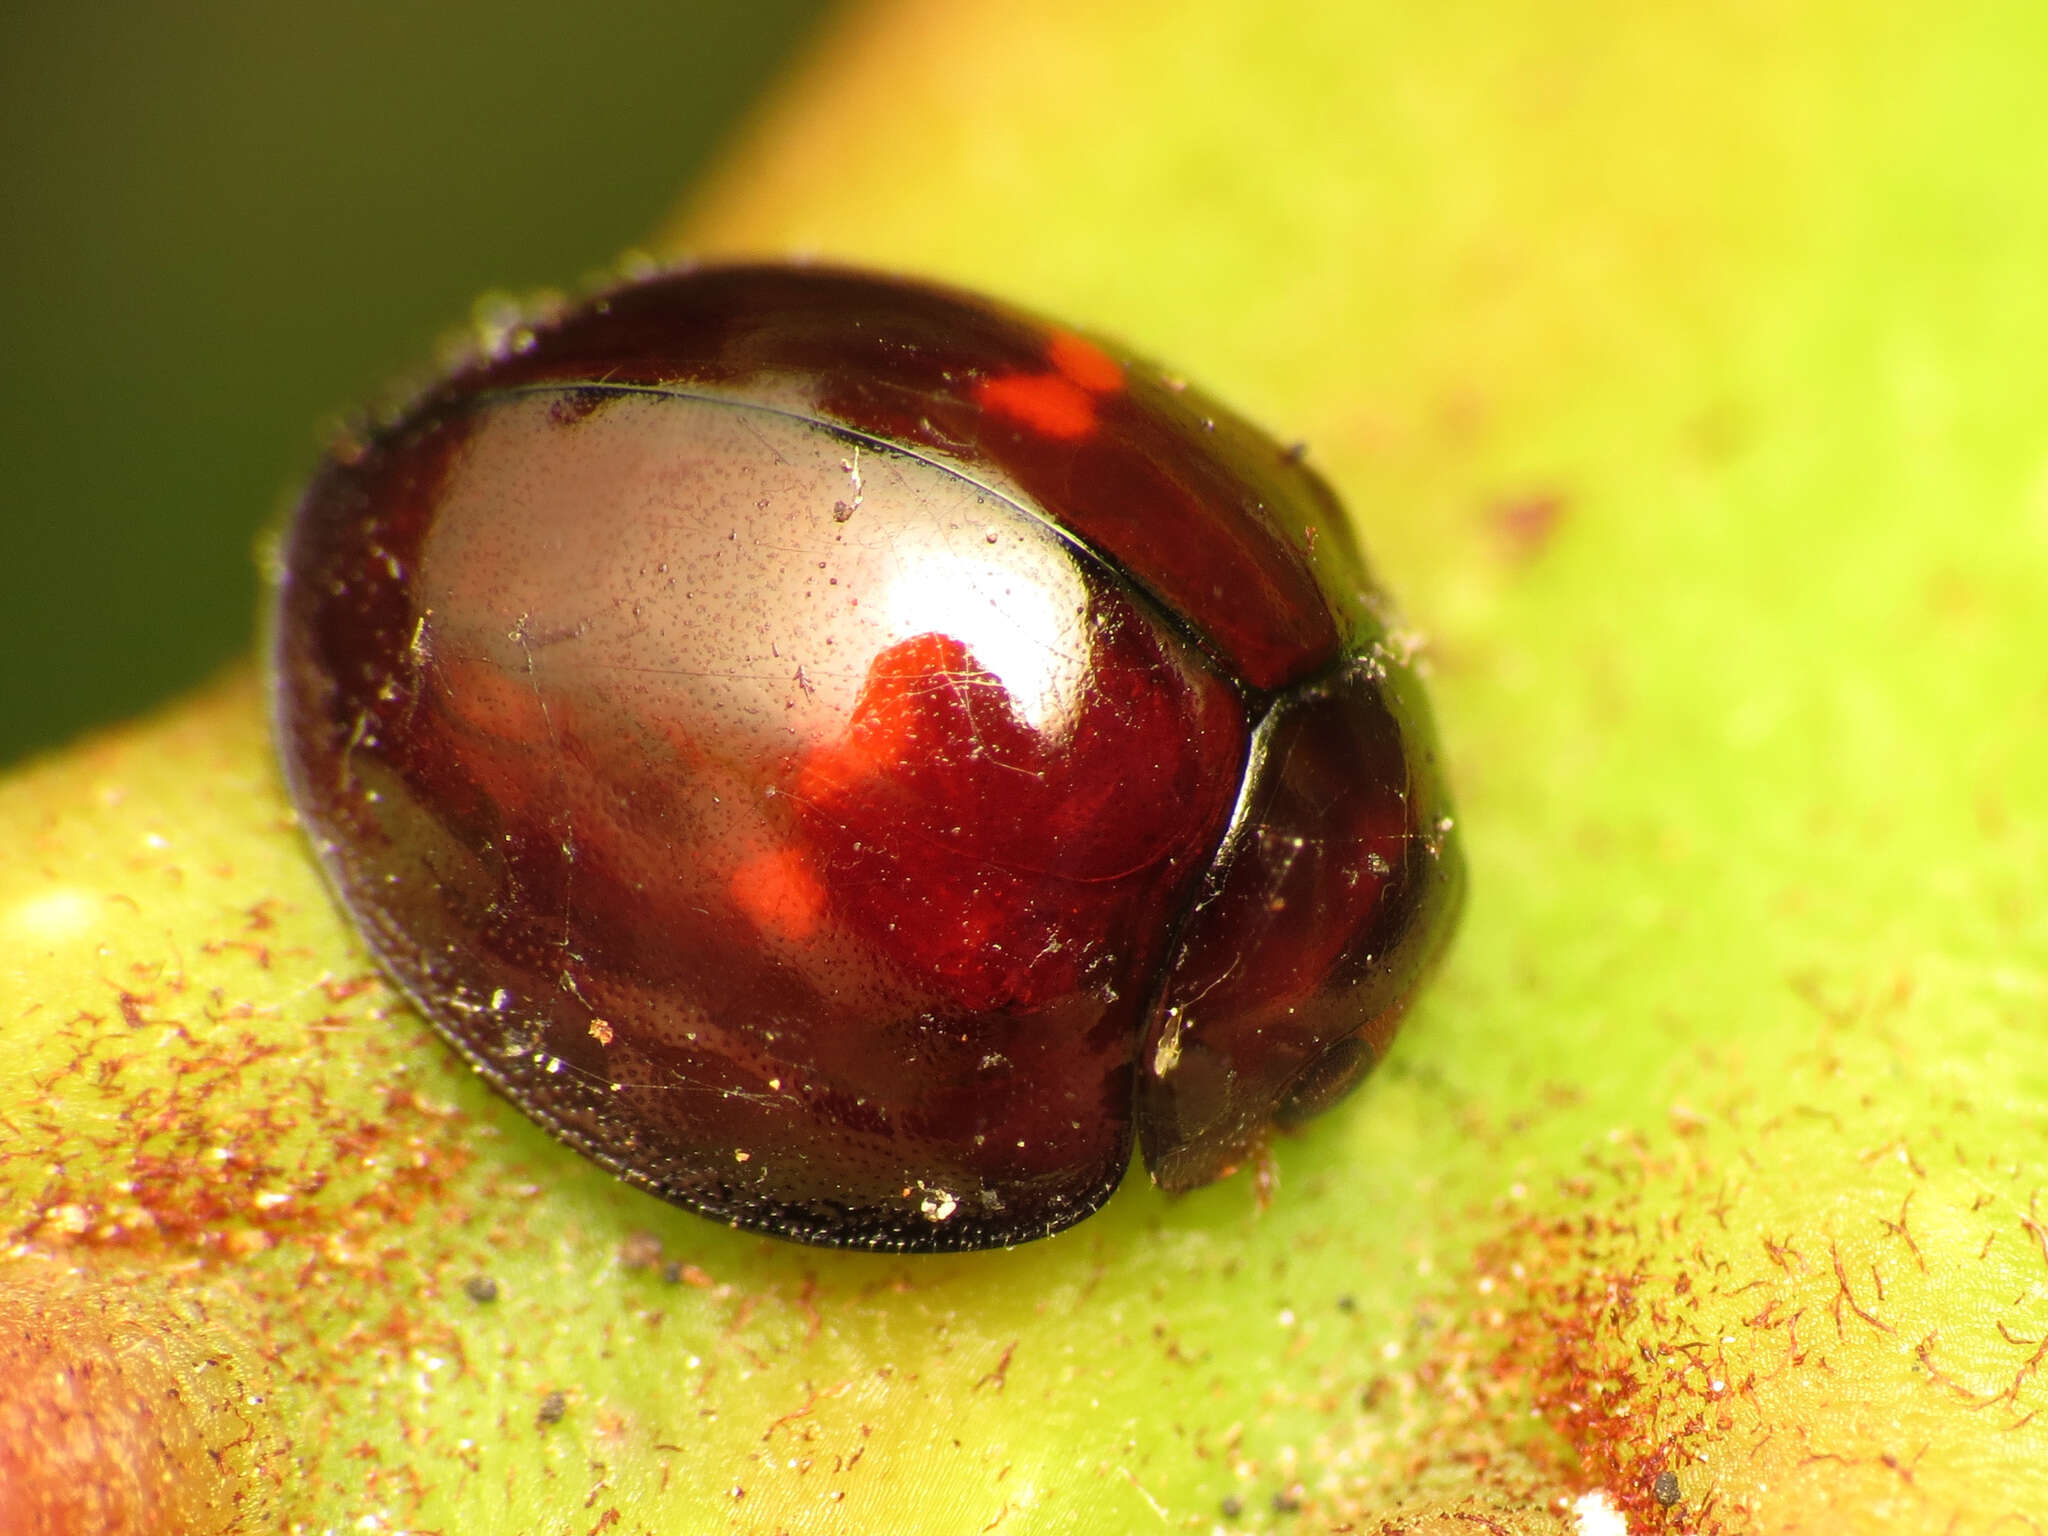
[272, 264, 1462, 1251]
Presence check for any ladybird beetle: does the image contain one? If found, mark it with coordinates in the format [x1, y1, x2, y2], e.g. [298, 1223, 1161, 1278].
[272, 263, 1462, 1251]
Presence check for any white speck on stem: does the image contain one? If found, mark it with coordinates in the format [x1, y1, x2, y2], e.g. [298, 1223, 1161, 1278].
[1572, 1490, 1628, 1536]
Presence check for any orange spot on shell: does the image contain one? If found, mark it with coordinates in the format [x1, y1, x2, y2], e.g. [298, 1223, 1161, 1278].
[730, 846, 827, 941]
[796, 632, 968, 802]
[1046, 330, 1125, 394]
[974, 373, 1098, 440]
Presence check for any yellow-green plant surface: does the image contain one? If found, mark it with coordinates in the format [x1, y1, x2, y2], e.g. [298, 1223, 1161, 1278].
[5, 1, 2045, 1531]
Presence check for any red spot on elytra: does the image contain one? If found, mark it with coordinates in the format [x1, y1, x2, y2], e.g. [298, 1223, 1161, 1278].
[1047, 330, 1124, 394]
[729, 847, 826, 941]
[795, 632, 971, 799]
[975, 373, 1099, 439]
[974, 329, 1127, 440]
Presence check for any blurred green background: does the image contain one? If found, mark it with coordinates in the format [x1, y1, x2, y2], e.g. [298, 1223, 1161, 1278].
[0, 1, 827, 768]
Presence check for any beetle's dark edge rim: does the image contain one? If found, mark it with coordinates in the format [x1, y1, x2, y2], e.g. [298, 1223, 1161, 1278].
[414, 975, 1130, 1254]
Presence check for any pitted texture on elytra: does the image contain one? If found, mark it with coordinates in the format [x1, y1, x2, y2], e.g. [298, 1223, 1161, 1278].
[274, 264, 1462, 1250]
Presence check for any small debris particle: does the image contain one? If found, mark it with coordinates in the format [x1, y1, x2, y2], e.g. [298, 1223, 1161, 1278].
[1220, 1495, 1243, 1519]
[1272, 1486, 1302, 1514]
[1571, 1490, 1627, 1536]
[463, 1275, 499, 1304]
[1335, 1293, 1357, 1313]
[619, 1230, 664, 1270]
[1653, 1469, 1682, 1506]
[536, 1390, 567, 1426]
